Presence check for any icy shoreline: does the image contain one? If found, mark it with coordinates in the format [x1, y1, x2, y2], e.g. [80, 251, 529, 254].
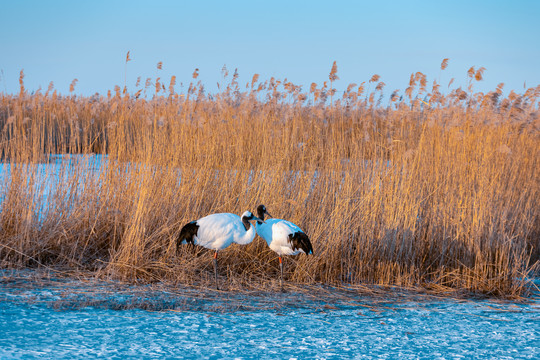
[1, 270, 539, 359]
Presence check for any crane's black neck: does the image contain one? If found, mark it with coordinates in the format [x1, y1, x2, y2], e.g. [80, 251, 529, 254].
[256, 207, 266, 225]
[241, 217, 251, 231]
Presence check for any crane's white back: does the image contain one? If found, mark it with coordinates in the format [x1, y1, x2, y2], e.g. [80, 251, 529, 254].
[194, 213, 256, 249]
[256, 219, 306, 255]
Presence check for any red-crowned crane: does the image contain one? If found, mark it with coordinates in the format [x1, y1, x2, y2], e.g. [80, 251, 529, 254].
[255, 204, 313, 290]
[177, 211, 264, 290]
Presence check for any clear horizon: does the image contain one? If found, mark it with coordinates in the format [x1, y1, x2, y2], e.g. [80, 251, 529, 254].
[1, 0, 539, 97]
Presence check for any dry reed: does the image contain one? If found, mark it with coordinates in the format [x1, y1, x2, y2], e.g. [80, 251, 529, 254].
[0, 64, 538, 297]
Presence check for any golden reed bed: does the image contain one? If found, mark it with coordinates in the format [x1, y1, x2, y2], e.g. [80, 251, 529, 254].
[0, 60, 538, 297]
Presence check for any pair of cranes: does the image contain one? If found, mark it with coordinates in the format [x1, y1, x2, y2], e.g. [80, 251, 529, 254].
[177, 205, 313, 290]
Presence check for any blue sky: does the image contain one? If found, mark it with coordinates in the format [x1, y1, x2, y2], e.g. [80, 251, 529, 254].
[1, 0, 539, 97]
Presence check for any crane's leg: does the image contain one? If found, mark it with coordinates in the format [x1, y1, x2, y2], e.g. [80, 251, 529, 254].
[279, 256, 284, 292]
[213, 250, 219, 290]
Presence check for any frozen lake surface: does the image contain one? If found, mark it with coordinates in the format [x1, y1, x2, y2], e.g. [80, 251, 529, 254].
[1, 271, 538, 359]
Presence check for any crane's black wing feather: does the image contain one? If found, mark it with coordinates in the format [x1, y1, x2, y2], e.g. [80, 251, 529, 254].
[177, 221, 199, 252]
[288, 231, 313, 255]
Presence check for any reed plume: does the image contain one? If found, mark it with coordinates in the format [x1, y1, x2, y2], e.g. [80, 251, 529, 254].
[441, 58, 449, 70]
[69, 79, 78, 93]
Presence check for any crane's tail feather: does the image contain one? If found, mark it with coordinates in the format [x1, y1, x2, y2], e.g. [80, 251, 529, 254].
[176, 221, 199, 252]
[288, 232, 314, 255]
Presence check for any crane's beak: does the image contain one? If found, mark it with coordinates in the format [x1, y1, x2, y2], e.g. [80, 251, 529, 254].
[253, 216, 266, 223]
[265, 211, 274, 219]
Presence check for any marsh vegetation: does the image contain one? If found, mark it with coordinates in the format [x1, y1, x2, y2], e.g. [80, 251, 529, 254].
[0, 60, 538, 296]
